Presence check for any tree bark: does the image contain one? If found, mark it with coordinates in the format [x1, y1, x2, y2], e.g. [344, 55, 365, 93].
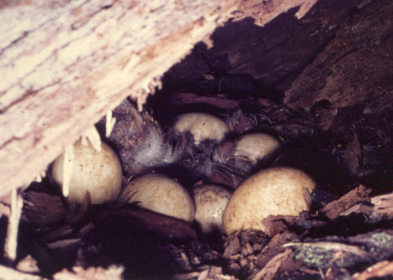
[0, 0, 317, 199]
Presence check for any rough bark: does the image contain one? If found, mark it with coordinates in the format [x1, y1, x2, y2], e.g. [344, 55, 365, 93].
[0, 0, 318, 199]
[284, 0, 393, 113]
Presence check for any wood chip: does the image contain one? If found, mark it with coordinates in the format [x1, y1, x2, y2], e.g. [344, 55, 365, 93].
[371, 193, 393, 219]
[320, 185, 372, 219]
[0, 264, 44, 280]
[53, 265, 123, 280]
[261, 215, 299, 238]
[252, 249, 293, 280]
[16, 255, 40, 274]
[47, 239, 80, 249]
[352, 260, 393, 280]
[222, 236, 240, 258]
[197, 266, 235, 280]
[181, 252, 193, 271]
[174, 271, 201, 280]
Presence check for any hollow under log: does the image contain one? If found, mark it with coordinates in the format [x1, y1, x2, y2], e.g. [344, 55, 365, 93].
[0, 0, 317, 199]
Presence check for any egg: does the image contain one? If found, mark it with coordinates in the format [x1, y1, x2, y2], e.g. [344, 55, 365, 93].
[233, 133, 281, 164]
[173, 113, 229, 145]
[52, 140, 123, 204]
[222, 167, 316, 235]
[193, 185, 232, 234]
[120, 174, 194, 223]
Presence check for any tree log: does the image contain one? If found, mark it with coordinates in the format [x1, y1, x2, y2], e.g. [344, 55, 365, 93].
[0, 0, 317, 199]
[284, 0, 393, 113]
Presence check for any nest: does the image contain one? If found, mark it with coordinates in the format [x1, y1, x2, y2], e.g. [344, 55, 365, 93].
[2, 0, 393, 280]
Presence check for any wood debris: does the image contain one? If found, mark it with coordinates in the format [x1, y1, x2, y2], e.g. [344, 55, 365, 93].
[251, 248, 293, 280]
[261, 215, 299, 238]
[53, 266, 123, 280]
[4, 188, 23, 262]
[197, 266, 236, 280]
[16, 255, 40, 274]
[62, 145, 75, 198]
[321, 187, 393, 223]
[105, 111, 116, 138]
[353, 260, 393, 280]
[371, 193, 393, 219]
[81, 127, 102, 153]
[320, 185, 372, 219]
[0, 264, 44, 280]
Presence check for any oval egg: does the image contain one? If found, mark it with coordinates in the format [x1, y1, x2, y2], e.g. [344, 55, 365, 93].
[222, 167, 316, 235]
[120, 174, 195, 223]
[52, 140, 123, 204]
[173, 113, 229, 145]
[233, 133, 281, 164]
[193, 185, 232, 234]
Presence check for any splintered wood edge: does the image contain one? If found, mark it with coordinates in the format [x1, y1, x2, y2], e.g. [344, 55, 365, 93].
[0, 0, 317, 200]
[0, 264, 43, 280]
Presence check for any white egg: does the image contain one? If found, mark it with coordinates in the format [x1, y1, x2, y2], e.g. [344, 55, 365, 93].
[193, 185, 232, 234]
[233, 133, 281, 164]
[222, 167, 316, 235]
[52, 140, 123, 204]
[120, 174, 195, 223]
[173, 113, 229, 145]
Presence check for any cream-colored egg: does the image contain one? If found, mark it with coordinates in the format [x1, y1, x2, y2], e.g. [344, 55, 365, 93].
[223, 167, 316, 235]
[52, 140, 123, 204]
[120, 174, 195, 223]
[193, 185, 232, 234]
[233, 133, 281, 164]
[173, 113, 229, 145]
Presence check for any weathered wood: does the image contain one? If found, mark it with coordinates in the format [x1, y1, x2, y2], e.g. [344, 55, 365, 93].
[284, 0, 393, 113]
[0, 0, 317, 199]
